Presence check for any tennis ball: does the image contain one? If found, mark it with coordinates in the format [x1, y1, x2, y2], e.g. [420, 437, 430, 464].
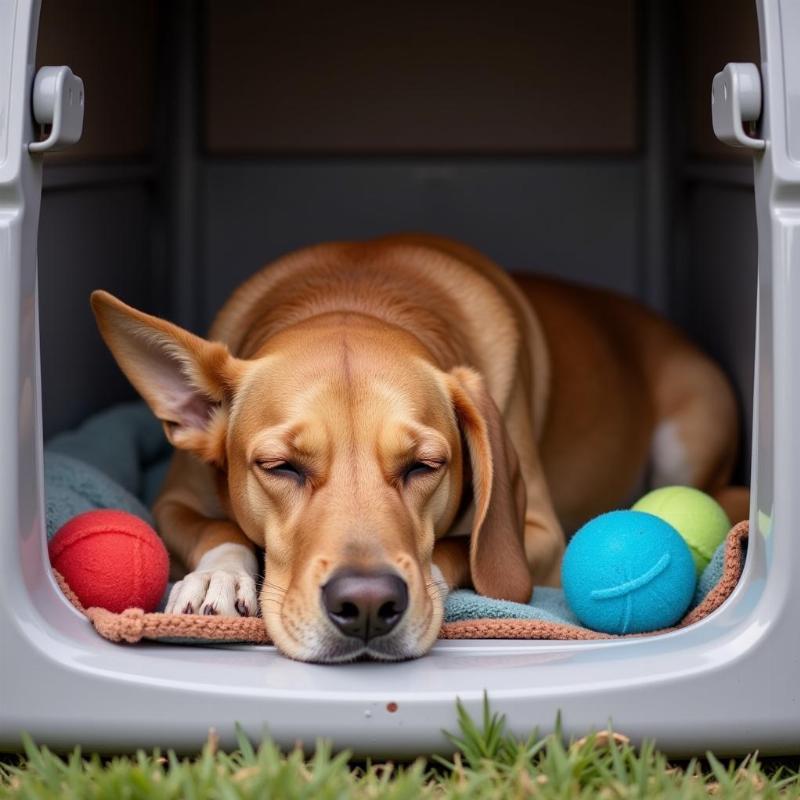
[49, 509, 169, 613]
[561, 510, 697, 634]
[632, 486, 730, 574]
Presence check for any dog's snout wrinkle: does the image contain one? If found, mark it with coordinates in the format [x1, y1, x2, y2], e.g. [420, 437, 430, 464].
[322, 569, 409, 641]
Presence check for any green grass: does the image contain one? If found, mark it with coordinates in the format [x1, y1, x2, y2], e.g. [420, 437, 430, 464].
[2, 699, 799, 799]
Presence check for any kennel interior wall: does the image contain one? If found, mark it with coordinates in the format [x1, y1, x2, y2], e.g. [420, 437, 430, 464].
[38, 0, 759, 464]
[4, 0, 795, 757]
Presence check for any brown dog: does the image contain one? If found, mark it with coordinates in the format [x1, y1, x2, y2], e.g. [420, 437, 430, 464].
[91, 234, 741, 662]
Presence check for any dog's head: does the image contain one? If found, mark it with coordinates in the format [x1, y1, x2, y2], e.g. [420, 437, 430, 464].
[91, 291, 531, 661]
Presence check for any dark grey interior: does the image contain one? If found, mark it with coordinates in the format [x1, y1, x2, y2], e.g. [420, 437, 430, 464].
[36, 0, 759, 482]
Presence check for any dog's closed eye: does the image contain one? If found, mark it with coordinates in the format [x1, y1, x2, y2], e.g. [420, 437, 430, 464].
[402, 459, 446, 483]
[257, 460, 307, 484]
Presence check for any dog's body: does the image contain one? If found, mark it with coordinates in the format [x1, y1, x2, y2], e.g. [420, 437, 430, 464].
[92, 235, 741, 662]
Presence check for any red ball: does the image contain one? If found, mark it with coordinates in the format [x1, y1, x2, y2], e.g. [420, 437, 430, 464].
[49, 509, 169, 613]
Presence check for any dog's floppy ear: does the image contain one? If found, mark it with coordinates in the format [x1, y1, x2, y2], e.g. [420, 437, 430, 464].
[448, 367, 533, 604]
[91, 290, 244, 465]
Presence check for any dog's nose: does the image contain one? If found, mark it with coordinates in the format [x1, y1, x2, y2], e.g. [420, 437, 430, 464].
[322, 569, 409, 640]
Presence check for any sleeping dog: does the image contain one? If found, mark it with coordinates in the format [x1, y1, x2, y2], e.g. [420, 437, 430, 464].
[91, 234, 743, 662]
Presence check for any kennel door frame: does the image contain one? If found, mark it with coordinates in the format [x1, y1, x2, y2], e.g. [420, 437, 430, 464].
[0, 0, 796, 757]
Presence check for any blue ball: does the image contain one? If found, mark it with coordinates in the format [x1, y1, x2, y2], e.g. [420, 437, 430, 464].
[561, 510, 697, 634]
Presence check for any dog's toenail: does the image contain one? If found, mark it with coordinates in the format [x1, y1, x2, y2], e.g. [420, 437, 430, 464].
[203, 604, 218, 615]
[235, 600, 249, 616]
[182, 603, 194, 614]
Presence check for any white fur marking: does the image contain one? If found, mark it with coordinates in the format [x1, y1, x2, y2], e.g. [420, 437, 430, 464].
[651, 420, 692, 487]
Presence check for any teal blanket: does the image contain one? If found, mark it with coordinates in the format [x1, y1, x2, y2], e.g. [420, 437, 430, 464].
[45, 403, 727, 625]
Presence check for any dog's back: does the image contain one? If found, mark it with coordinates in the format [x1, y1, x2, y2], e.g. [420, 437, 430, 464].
[211, 233, 741, 532]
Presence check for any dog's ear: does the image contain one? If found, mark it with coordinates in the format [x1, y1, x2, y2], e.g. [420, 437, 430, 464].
[91, 290, 244, 465]
[447, 366, 533, 603]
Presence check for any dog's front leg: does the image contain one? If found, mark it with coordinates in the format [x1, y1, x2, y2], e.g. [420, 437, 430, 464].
[519, 455, 565, 587]
[523, 511, 564, 587]
[157, 500, 259, 617]
[432, 536, 470, 592]
[504, 382, 566, 588]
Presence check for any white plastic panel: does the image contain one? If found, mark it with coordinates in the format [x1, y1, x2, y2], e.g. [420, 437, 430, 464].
[3, 0, 800, 760]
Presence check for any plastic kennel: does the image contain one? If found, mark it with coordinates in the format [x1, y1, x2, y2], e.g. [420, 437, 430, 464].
[1, 0, 797, 756]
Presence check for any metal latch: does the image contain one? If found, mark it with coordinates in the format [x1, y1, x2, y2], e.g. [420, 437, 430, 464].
[712, 63, 765, 151]
[29, 66, 84, 153]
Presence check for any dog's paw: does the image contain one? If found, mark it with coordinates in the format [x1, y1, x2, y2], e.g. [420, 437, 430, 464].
[165, 543, 258, 617]
[165, 570, 258, 616]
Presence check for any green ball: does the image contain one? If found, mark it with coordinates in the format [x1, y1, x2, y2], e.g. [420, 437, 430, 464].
[632, 486, 730, 574]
